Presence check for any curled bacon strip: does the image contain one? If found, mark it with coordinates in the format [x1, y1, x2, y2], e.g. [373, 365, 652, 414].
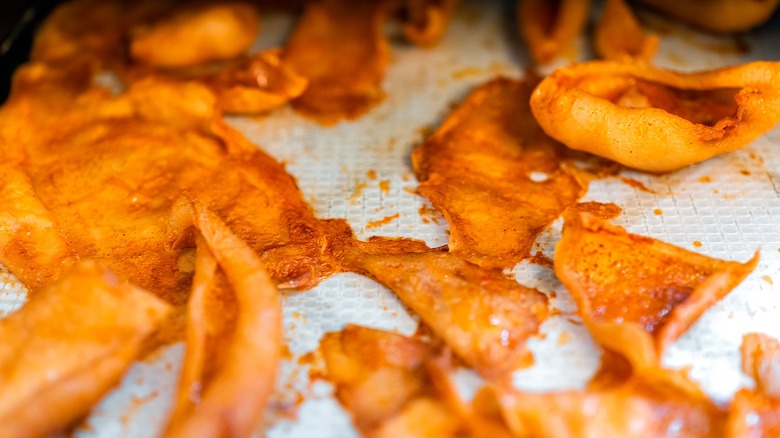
[595, 0, 658, 61]
[531, 61, 780, 172]
[638, 0, 780, 33]
[727, 333, 780, 437]
[0, 261, 171, 437]
[555, 211, 759, 374]
[517, 0, 590, 65]
[163, 194, 282, 437]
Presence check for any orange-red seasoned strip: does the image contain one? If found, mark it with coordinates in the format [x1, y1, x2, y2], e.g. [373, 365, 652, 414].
[412, 77, 585, 269]
[0, 262, 171, 438]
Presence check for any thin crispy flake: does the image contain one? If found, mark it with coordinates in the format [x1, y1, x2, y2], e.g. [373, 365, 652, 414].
[0, 262, 171, 438]
[555, 211, 758, 372]
[727, 333, 780, 437]
[412, 78, 585, 269]
[284, 0, 391, 124]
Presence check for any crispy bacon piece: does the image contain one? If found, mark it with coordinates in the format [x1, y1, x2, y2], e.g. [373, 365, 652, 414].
[0, 162, 77, 292]
[595, 0, 658, 61]
[402, 0, 461, 47]
[531, 61, 780, 172]
[0, 74, 352, 297]
[163, 196, 281, 437]
[320, 324, 438, 435]
[555, 211, 759, 373]
[412, 77, 585, 269]
[0, 261, 171, 438]
[203, 50, 308, 115]
[130, 2, 260, 68]
[727, 333, 780, 437]
[638, 0, 780, 33]
[32, 0, 300, 116]
[498, 374, 725, 437]
[517, 0, 590, 65]
[320, 324, 510, 437]
[338, 240, 548, 380]
[283, 0, 391, 124]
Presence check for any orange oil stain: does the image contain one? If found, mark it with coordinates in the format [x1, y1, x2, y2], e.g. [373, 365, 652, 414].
[366, 213, 400, 230]
[379, 180, 391, 194]
[762, 276, 773, 286]
[693, 241, 702, 248]
[654, 209, 663, 215]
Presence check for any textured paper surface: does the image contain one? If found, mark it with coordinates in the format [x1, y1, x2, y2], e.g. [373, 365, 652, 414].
[1, 1, 779, 436]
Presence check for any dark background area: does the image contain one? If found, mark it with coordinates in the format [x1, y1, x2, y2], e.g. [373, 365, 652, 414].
[0, 0, 62, 102]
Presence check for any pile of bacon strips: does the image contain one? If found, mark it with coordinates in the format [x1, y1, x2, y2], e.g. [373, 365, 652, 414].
[2, 0, 780, 436]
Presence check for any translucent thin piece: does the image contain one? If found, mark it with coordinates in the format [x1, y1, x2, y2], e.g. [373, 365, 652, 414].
[283, 0, 391, 124]
[554, 211, 759, 373]
[412, 77, 585, 269]
[0, 261, 171, 438]
[517, 0, 590, 65]
[402, 0, 461, 47]
[338, 240, 548, 380]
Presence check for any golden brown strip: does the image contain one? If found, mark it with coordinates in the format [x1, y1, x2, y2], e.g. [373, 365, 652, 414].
[283, 0, 391, 124]
[0, 261, 171, 438]
[726, 333, 780, 437]
[555, 211, 758, 374]
[595, 0, 658, 61]
[517, 0, 590, 65]
[320, 324, 511, 437]
[163, 195, 282, 438]
[412, 77, 585, 269]
[0, 162, 77, 292]
[638, 0, 780, 33]
[130, 2, 259, 68]
[339, 240, 548, 380]
[531, 61, 780, 172]
[498, 376, 725, 437]
[205, 50, 309, 115]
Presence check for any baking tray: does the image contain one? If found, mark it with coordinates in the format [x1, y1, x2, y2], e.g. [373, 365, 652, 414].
[1, 1, 779, 436]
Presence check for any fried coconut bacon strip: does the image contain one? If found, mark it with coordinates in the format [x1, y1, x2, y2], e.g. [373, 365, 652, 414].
[638, 0, 780, 33]
[284, 0, 391, 125]
[517, 0, 590, 65]
[129, 2, 260, 68]
[402, 0, 461, 47]
[412, 77, 585, 269]
[0, 72, 351, 298]
[727, 333, 780, 437]
[498, 363, 726, 438]
[338, 240, 548, 380]
[555, 211, 759, 374]
[531, 61, 780, 172]
[0, 261, 171, 438]
[321, 324, 510, 437]
[594, 0, 658, 61]
[163, 195, 281, 437]
[33, 0, 302, 116]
